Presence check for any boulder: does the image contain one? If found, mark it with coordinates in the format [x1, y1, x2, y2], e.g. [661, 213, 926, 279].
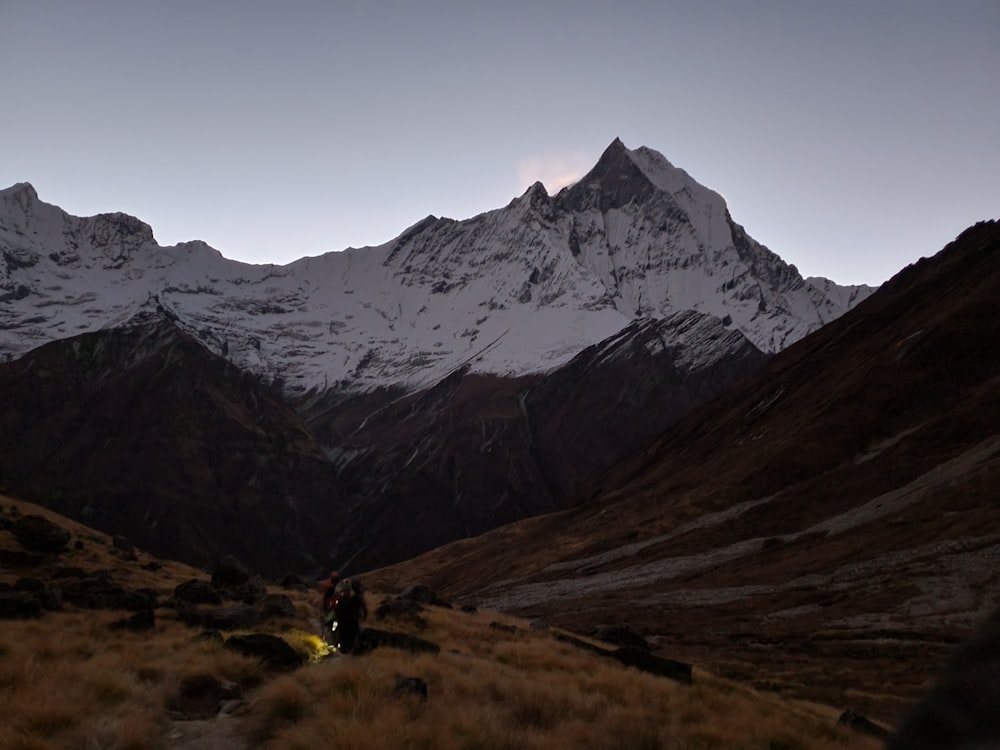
[593, 624, 651, 651]
[62, 577, 157, 611]
[11, 515, 71, 553]
[231, 575, 266, 605]
[259, 593, 297, 620]
[555, 632, 693, 685]
[211, 556, 250, 589]
[613, 646, 692, 684]
[174, 579, 222, 605]
[199, 605, 261, 631]
[224, 634, 302, 670]
[356, 627, 440, 655]
[0, 591, 43, 619]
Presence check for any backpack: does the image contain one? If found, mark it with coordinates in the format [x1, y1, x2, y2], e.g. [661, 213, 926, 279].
[335, 578, 353, 601]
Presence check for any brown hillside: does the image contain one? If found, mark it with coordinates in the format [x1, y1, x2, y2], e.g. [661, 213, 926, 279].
[365, 220, 1000, 725]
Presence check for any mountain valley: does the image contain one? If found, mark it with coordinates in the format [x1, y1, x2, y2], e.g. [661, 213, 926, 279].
[2, 141, 995, 733]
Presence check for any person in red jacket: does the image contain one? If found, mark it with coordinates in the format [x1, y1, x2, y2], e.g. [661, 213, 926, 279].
[317, 570, 340, 642]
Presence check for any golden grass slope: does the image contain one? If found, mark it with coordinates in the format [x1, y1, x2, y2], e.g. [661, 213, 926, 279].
[0, 496, 878, 749]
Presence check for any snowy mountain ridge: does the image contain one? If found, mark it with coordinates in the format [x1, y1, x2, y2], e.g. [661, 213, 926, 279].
[0, 140, 874, 398]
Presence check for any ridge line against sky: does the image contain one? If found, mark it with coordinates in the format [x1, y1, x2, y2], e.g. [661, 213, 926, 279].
[2, 0, 998, 286]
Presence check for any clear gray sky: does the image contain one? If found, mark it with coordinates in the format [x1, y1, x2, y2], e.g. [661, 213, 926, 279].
[2, 1, 997, 284]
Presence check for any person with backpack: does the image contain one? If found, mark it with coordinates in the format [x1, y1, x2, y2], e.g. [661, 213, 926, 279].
[318, 570, 340, 643]
[332, 577, 368, 653]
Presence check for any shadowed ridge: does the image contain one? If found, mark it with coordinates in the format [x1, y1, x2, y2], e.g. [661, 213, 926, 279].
[0, 310, 342, 575]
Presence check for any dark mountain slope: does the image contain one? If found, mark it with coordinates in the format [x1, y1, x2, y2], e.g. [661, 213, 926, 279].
[304, 310, 769, 571]
[522, 311, 770, 503]
[365, 220, 1000, 722]
[0, 308, 344, 574]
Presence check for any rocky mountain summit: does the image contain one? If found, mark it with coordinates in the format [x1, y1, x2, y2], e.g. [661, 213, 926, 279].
[0, 139, 872, 400]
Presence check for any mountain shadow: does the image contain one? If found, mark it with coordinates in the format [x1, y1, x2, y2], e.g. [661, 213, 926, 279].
[0, 307, 344, 575]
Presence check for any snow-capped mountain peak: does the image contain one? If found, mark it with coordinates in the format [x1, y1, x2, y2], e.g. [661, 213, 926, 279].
[0, 141, 875, 398]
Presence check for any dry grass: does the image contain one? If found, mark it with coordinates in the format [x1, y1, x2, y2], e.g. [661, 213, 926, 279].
[0, 610, 270, 750]
[240, 606, 879, 750]
[0, 497, 883, 749]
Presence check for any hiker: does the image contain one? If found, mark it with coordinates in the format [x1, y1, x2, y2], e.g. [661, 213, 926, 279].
[332, 577, 368, 653]
[318, 570, 340, 641]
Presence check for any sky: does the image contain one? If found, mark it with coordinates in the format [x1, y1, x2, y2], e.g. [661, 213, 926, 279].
[1, 1, 997, 285]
